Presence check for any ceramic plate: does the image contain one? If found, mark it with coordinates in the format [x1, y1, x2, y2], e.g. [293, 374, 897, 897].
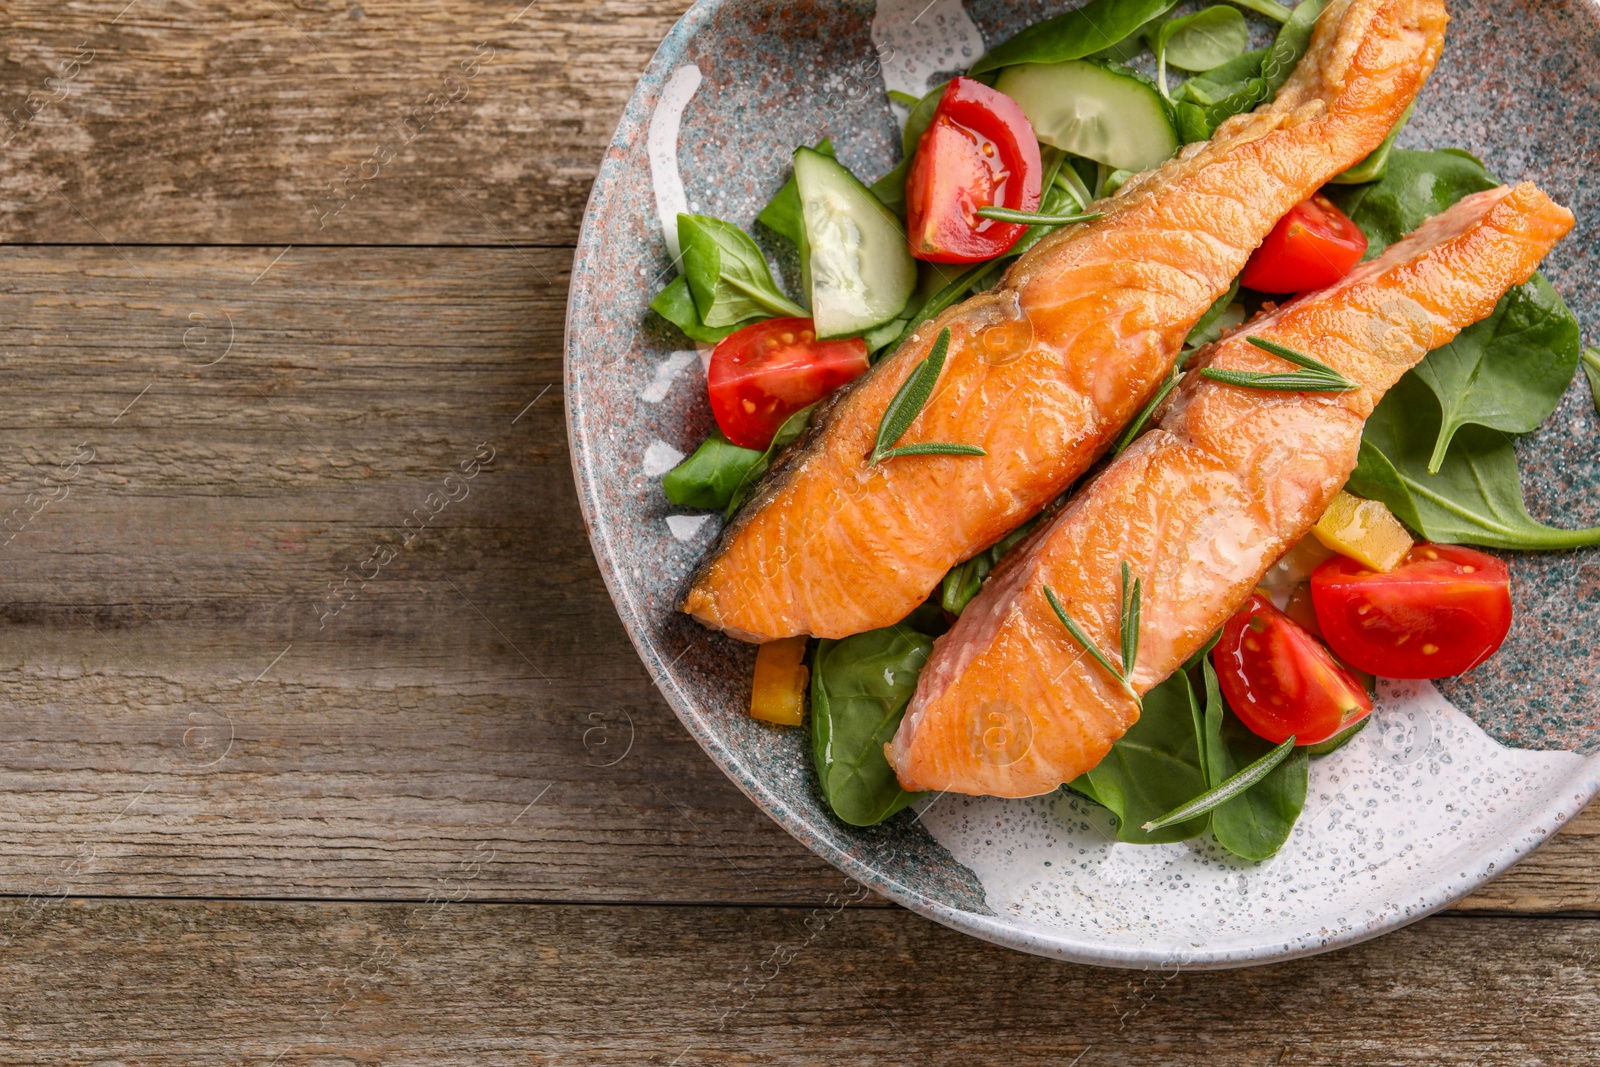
[566, 0, 1600, 967]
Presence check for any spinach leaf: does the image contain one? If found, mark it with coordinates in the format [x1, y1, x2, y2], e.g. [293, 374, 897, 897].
[1349, 373, 1600, 550]
[1156, 6, 1249, 77]
[940, 516, 1040, 615]
[968, 0, 1182, 75]
[1228, 0, 1291, 20]
[810, 627, 932, 826]
[1585, 347, 1600, 416]
[678, 213, 807, 327]
[1069, 670, 1211, 844]
[662, 432, 762, 510]
[870, 158, 909, 219]
[757, 139, 834, 247]
[1171, 0, 1325, 142]
[649, 275, 754, 344]
[1201, 659, 1308, 861]
[1173, 46, 1269, 104]
[1186, 277, 1242, 349]
[1322, 148, 1498, 255]
[724, 404, 815, 518]
[1412, 273, 1580, 472]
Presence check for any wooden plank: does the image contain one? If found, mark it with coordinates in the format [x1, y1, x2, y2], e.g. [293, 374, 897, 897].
[0, 900, 1596, 1064]
[0, 243, 1594, 911]
[1, 0, 692, 245]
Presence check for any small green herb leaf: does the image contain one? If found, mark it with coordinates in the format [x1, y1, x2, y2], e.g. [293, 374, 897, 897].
[1170, 0, 1325, 141]
[1201, 335, 1360, 393]
[874, 442, 987, 460]
[870, 328, 985, 464]
[678, 213, 807, 327]
[1142, 733, 1297, 831]
[886, 89, 920, 108]
[969, 0, 1182, 75]
[975, 206, 1106, 226]
[1043, 561, 1143, 696]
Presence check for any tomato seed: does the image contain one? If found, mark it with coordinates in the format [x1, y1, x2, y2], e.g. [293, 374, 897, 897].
[1422, 643, 1439, 655]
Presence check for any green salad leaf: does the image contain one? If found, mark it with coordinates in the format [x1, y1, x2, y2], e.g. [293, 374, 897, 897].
[969, 0, 1182, 75]
[1411, 274, 1580, 472]
[1349, 373, 1600, 550]
[649, 275, 755, 344]
[661, 432, 762, 510]
[1227, 0, 1291, 21]
[1172, 0, 1326, 142]
[678, 213, 806, 327]
[1069, 670, 1210, 844]
[810, 626, 932, 826]
[1155, 6, 1249, 86]
[1584, 346, 1600, 416]
[901, 81, 948, 162]
[1201, 660, 1308, 860]
[757, 139, 834, 246]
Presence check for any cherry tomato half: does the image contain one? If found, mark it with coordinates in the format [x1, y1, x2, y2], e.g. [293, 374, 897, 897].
[1310, 544, 1512, 679]
[905, 77, 1042, 264]
[1241, 193, 1369, 294]
[707, 317, 868, 450]
[1214, 592, 1374, 746]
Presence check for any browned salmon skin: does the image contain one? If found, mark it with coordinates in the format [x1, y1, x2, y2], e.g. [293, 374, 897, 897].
[886, 182, 1575, 798]
[681, 0, 1450, 642]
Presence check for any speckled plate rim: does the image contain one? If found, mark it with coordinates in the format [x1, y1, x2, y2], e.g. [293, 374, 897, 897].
[565, 0, 1600, 969]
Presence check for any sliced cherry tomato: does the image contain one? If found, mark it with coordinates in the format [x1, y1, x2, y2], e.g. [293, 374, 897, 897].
[1240, 193, 1369, 294]
[905, 77, 1042, 264]
[1214, 592, 1374, 746]
[707, 317, 868, 450]
[1310, 544, 1512, 679]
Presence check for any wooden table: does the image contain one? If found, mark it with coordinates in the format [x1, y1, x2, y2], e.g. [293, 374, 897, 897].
[0, 2, 1596, 1062]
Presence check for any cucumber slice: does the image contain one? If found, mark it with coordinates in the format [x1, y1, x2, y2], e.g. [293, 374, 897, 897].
[795, 147, 916, 339]
[996, 59, 1180, 174]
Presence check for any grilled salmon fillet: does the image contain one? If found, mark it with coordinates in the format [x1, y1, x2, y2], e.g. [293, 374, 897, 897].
[681, 0, 1449, 642]
[886, 181, 1574, 797]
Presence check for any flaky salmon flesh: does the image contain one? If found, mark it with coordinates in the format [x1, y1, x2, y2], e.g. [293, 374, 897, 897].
[682, 0, 1450, 642]
[886, 182, 1574, 798]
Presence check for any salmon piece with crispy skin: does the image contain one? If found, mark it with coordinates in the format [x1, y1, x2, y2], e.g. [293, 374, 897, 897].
[681, 0, 1450, 642]
[886, 182, 1574, 798]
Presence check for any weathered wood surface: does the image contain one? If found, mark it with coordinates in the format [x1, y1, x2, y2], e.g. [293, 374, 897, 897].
[1, 0, 694, 245]
[1, 901, 1599, 1065]
[0, 244, 1592, 913]
[0, 0, 1597, 1059]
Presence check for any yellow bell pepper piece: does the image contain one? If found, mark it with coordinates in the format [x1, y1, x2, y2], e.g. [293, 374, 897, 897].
[1311, 490, 1413, 572]
[750, 636, 810, 726]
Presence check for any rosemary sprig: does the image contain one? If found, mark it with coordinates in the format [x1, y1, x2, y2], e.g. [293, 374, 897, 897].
[1042, 561, 1142, 697]
[975, 206, 1106, 226]
[1141, 735, 1297, 831]
[1200, 335, 1359, 394]
[1112, 361, 1186, 457]
[870, 327, 986, 465]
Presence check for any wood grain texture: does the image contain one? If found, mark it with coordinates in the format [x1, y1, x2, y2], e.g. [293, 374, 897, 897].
[0, 245, 1593, 912]
[0, 0, 693, 245]
[0, 900, 1598, 1065]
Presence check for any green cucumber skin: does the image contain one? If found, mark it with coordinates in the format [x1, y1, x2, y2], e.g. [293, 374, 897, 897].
[794, 148, 916, 339]
[996, 59, 1180, 173]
